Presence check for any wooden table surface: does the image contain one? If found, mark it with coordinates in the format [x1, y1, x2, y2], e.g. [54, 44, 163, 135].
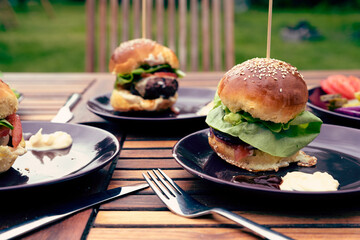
[1, 70, 360, 240]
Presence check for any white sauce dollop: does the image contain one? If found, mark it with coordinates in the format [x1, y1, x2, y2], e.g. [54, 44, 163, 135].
[280, 171, 339, 191]
[26, 128, 73, 151]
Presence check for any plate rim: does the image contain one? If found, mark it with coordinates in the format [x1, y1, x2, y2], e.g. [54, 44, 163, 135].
[86, 87, 216, 122]
[0, 121, 120, 191]
[307, 86, 360, 122]
[172, 124, 360, 196]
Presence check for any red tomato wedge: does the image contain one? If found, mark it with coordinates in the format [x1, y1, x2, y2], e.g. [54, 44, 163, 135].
[320, 79, 337, 94]
[348, 76, 360, 92]
[321, 75, 359, 99]
[6, 114, 22, 148]
[334, 77, 356, 99]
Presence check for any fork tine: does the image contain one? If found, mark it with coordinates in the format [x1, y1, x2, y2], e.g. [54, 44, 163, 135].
[157, 168, 185, 195]
[152, 169, 178, 196]
[142, 172, 172, 203]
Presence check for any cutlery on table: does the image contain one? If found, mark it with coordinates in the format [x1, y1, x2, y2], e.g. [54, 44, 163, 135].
[0, 183, 148, 240]
[143, 169, 293, 240]
[51, 93, 81, 123]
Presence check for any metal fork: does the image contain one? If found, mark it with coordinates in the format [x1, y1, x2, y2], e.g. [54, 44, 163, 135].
[143, 169, 293, 240]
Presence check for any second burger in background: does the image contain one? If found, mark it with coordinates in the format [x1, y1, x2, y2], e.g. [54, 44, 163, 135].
[206, 58, 323, 172]
[109, 38, 185, 112]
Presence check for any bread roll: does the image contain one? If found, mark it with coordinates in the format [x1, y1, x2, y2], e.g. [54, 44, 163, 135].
[218, 58, 308, 123]
[109, 38, 179, 74]
[0, 80, 18, 119]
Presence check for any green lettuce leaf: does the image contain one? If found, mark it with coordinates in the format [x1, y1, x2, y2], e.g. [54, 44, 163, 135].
[205, 97, 322, 157]
[115, 64, 184, 87]
[0, 119, 13, 130]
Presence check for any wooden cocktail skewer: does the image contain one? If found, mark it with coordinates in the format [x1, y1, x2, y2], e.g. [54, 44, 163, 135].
[142, 0, 146, 38]
[266, 0, 273, 59]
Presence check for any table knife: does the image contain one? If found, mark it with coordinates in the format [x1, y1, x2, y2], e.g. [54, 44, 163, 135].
[51, 93, 81, 123]
[0, 183, 148, 240]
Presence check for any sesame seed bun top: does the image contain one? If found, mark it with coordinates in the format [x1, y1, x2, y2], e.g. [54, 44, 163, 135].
[217, 58, 308, 123]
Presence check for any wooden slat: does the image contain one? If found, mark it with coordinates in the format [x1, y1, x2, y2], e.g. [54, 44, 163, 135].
[116, 159, 181, 169]
[224, 0, 234, 70]
[167, 0, 176, 52]
[212, 0, 221, 71]
[122, 140, 177, 148]
[133, 0, 141, 38]
[121, 0, 129, 41]
[155, 0, 164, 44]
[146, 0, 153, 39]
[119, 149, 172, 158]
[201, 0, 210, 71]
[107, 180, 216, 196]
[94, 211, 360, 226]
[85, 0, 95, 72]
[98, 0, 107, 72]
[190, 0, 198, 71]
[112, 169, 194, 179]
[179, 0, 187, 70]
[87, 228, 268, 240]
[110, 0, 118, 52]
[86, 227, 360, 240]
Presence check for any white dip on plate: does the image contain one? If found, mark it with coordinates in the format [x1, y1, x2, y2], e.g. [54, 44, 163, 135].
[280, 171, 339, 191]
[26, 128, 73, 151]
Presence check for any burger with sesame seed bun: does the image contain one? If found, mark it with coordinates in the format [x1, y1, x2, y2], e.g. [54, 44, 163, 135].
[205, 58, 322, 172]
[109, 38, 185, 112]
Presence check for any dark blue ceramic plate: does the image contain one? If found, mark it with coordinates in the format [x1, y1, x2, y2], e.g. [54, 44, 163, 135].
[173, 124, 360, 196]
[0, 121, 120, 191]
[86, 87, 215, 122]
[307, 87, 360, 128]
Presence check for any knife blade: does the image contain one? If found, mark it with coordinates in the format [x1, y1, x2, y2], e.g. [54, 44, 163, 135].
[51, 93, 81, 123]
[0, 183, 148, 240]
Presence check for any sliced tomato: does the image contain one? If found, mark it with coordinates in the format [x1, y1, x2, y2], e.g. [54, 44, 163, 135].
[6, 114, 22, 148]
[153, 72, 178, 78]
[140, 73, 152, 78]
[326, 75, 355, 99]
[234, 145, 252, 162]
[0, 126, 10, 137]
[320, 79, 337, 94]
[348, 76, 360, 92]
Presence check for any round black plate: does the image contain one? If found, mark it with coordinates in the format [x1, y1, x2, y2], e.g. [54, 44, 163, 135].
[307, 87, 360, 128]
[0, 121, 120, 191]
[173, 124, 360, 196]
[86, 87, 215, 122]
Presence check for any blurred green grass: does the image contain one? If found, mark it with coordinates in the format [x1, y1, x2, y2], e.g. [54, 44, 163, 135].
[0, 1, 359, 72]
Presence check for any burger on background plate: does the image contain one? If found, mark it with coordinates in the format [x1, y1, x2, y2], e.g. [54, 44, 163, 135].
[109, 38, 185, 112]
[206, 58, 322, 172]
[0, 80, 26, 173]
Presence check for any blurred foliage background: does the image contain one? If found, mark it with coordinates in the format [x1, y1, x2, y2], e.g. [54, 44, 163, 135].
[0, 0, 359, 72]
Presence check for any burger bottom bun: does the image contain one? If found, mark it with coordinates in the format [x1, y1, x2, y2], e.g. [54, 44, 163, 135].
[208, 133, 317, 172]
[110, 89, 178, 112]
[0, 138, 27, 173]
